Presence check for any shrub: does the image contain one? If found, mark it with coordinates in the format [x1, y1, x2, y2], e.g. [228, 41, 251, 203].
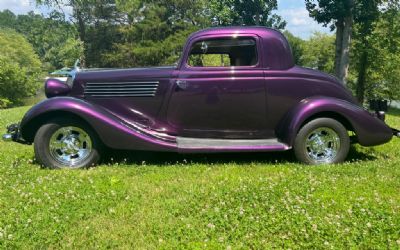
[0, 29, 42, 108]
[0, 58, 39, 108]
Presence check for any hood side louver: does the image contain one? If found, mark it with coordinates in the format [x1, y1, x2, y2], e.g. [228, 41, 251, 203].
[84, 81, 159, 98]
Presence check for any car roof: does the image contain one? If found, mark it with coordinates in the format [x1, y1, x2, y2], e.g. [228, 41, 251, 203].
[188, 26, 283, 40]
[185, 26, 294, 70]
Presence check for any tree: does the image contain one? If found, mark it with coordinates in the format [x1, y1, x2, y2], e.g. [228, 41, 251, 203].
[351, 1, 381, 102]
[0, 29, 42, 108]
[104, 0, 208, 67]
[0, 10, 79, 71]
[85, 1, 124, 68]
[301, 32, 336, 74]
[45, 37, 84, 69]
[305, 0, 354, 84]
[283, 31, 304, 65]
[0, 10, 17, 28]
[0, 29, 42, 71]
[350, 3, 400, 102]
[210, 0, 286, 29]
[305, 0, 383, 85]
[36, 0, 92, 66]
[36, 0, 125, 68]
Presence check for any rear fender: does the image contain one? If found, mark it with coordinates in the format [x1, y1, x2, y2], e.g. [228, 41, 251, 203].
[277, 97, 393, 147]
[20, 97, 176, 151]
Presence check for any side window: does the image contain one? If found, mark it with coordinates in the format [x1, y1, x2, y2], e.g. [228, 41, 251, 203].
[188, 37, 258, 67]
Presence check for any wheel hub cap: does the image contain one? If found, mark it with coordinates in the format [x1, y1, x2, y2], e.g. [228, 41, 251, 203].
[305, 127, 340, 164]
[49, 127, 92, 167]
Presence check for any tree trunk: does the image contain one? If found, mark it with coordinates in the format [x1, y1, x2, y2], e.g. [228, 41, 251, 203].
[337, 14, 353, 85]
[356, 50, 368, 104]
[334, 0, 354, 85]
[75, 7, 87, 67]
[334, 20, 344, 78]
[254, 11, 260, 26]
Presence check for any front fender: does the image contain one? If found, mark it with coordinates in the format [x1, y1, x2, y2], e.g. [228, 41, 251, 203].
[277, 97, 393, 147]
[20, 97, 176, 151]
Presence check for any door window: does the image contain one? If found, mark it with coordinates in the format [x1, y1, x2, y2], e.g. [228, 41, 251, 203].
[188, 38, 258, 67]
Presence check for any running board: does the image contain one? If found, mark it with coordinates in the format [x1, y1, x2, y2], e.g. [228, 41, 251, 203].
[177, 137, 291, 153]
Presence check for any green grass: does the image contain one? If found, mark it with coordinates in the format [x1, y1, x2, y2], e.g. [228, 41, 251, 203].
[0, 106, 400, 249]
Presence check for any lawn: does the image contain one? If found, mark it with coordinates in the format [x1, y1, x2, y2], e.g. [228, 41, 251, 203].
[0, 106, 399, 249]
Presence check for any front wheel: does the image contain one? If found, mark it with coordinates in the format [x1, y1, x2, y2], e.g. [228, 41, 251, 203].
[34, 119, 102, 169]
[294, 118, 350, 165]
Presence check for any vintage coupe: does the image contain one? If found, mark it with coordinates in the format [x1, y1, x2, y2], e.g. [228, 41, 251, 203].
[3, 27, 400, 169]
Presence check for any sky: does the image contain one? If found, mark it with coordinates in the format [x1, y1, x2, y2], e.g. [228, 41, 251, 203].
[0, 0, 332, 39]
[275, 0, 332, 38]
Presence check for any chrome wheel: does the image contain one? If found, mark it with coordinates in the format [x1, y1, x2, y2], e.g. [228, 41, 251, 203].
[305, 127, 340, 164]
[49, 126, 92, 167]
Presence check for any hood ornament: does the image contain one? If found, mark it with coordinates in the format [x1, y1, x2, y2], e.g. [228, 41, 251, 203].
[67, 59, 81, 79]
[73, 59, 81, 72]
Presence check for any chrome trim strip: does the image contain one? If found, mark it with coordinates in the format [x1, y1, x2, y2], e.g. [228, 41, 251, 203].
[85, 88, 158, 92]
[85, 94, 157, 97]
[86, 86, 158, 88]
[177, 138, 283, 148]
[85, 91, 156, 95]
[86, 85, 158, 88]
[86, 81, 159, 85]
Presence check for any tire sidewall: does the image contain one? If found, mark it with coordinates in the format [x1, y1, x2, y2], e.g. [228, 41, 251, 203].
[34, 119, 101, 169]
[294, 118, 350, 165]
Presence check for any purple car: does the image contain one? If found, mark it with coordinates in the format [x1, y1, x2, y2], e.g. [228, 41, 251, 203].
[3, 27, 399, 169]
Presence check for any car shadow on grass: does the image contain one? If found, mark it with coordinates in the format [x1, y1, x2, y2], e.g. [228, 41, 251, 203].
[346, 146, 378, 162]
[104, 150, 295, 166]
[102, 145, 377, 167]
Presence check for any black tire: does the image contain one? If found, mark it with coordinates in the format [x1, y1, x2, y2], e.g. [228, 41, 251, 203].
[294, 118, 350, 165]
[34, 119, 102, 169]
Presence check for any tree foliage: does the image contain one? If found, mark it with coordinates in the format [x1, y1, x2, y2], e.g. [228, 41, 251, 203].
[284, 31, 335, 75]
[0, 10, 79, 71]
[36, 0, 286, 68]
[85, 2, 123, 68]
[103, 0, 209, 67]
[305, 0, 383, 85]
[349, 4, 400, 101]
[45, 38, 84, 69]
[0, 29, 42, 108]
[210, 0, 286, 29]
[0, 29, 42, 72]
[301, 33, 336, 74]
[36, 0, 128, 68]
[283, 31, 304, 65]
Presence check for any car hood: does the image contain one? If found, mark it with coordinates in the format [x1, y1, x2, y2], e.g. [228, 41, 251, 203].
[75, 66, 176, 82]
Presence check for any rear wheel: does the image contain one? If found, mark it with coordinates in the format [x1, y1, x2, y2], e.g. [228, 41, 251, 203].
[294, 118, 350, 165]
[34, 119, 101, 169]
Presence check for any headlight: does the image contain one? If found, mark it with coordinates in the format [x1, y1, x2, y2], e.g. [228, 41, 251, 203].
[45, 78, 71, 98]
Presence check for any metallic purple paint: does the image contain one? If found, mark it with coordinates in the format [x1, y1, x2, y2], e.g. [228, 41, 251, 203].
[277, 97, 393, 146]
[21, 97, 177, 151]
[13, 27, 395, 154]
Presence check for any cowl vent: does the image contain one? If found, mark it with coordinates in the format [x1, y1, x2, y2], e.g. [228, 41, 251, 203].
[84, 81, 159, 98]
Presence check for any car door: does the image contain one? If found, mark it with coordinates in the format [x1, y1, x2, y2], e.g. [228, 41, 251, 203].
[166, 34, 271, 139]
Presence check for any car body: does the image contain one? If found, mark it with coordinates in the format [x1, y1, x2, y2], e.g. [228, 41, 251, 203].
[3, 27, 399, 168]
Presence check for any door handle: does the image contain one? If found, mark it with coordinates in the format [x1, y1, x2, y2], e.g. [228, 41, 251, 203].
[176, 80, 188, 90]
